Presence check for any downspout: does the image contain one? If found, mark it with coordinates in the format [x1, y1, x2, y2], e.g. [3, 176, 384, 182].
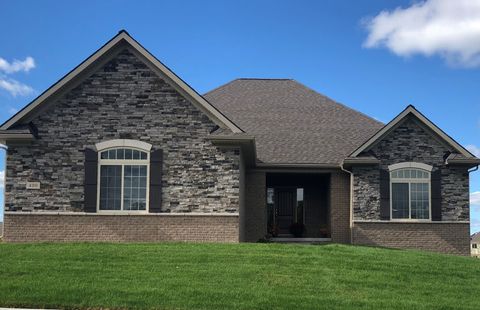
[340, 161, 354, 244]
[0, 143, 7, 238]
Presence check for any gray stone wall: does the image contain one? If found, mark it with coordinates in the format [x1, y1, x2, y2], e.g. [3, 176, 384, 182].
[353, 116, 469, 221]
[5, 48, 240, 213]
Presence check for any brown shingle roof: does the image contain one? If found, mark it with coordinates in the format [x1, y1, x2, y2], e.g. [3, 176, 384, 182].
[204, 79, 383, 165]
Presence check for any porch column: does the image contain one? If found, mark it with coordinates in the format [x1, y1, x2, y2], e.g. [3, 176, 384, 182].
[244, 171, 267, 242]
[330, 171, 351, 243]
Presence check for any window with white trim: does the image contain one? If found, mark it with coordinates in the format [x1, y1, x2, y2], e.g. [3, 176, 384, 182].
[390, 165, 431, 220]
[98, 148, 149, 211]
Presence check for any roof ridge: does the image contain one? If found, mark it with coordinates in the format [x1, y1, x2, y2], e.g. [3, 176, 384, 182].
[290, 80, 384, 126]
[203, 79, 239, 97]
[235, 78, 293, 80]
[204, 78, 294, 96]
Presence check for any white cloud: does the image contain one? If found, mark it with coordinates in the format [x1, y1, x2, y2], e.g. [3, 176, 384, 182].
[466, 144, 480, 157]
[363, 0, 480, 67]
[471, 191, 480, 207]
[0, 77, 34, 97]
[0, 56, 35, 74]
[8, 107, 18, 115]
[0, 170, 3, 189]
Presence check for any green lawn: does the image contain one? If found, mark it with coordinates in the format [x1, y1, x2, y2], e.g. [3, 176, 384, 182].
[0, 243, 478, 309]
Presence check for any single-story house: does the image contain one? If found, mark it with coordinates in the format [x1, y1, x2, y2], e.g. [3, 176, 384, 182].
[1, 31, 478, 255]
[472, 233, 480, 257]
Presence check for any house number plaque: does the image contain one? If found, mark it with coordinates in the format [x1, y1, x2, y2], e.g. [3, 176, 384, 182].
[26, 182, 41, 190]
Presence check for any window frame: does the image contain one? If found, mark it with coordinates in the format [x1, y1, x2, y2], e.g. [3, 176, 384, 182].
[96, 147, 150, 213]
[388, 162, 432, 222]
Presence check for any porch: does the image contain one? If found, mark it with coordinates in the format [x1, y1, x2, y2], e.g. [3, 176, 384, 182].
[266, 173, 331, 241]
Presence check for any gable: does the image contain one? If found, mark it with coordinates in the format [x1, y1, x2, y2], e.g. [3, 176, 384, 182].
[350, 105, 475, 158]
[360, 115, 453, 162]
[0, 30, 242, 133]
[32, 48, 219, 134]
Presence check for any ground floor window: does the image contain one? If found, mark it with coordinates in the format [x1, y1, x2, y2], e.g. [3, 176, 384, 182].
[390, 165, 431, 220]
[98, 148, 149, 211]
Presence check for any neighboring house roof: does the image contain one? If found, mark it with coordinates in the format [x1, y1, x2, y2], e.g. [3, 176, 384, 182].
[472, 232, 480, 243]
[0, 30, 243, 134]
[204, 79, 384, 165]
[349, 105, 475, 158]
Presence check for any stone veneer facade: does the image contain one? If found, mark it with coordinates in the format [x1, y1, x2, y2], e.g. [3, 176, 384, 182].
[352, 116, 469, 221]
[5, 48, 240, 214]
[351, 116, 470, 255]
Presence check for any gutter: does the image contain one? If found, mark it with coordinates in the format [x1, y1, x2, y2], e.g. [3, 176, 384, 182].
[0, 144, 6, 238]
[340, 160, 354, 244]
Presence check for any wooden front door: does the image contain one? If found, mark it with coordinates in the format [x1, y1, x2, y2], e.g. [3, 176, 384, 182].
[275, 188, 296, 235]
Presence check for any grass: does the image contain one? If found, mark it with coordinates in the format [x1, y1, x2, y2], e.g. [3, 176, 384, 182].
[0, 243, 478, 309]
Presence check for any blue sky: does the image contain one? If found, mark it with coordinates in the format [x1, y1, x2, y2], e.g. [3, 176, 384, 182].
[0, 0, 479, 232]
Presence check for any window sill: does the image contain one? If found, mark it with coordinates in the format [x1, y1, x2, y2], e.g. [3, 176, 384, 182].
[4, 211, 240, 217]
[353, 220, 469, 224]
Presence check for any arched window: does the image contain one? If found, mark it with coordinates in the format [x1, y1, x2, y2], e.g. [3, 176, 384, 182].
[389, 162, 432, 220]
[96, 140, 152, 212]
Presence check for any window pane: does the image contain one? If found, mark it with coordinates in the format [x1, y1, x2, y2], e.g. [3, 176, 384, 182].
[392, 183, 409, 219]
[108, 149, 116, 160]
[123, 165, 147, 211]
[133, 150, 140, 160]
[140, 151, 147, 160]
[117, 149, 125, 160]
[101, 151, 108, 159]
[125, 149, 133, 159]
[411, 182, 429, 219]
[99, 165, 122, 210]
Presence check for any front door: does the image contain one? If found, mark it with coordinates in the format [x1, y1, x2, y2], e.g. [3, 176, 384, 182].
[275, 188, 296, 235]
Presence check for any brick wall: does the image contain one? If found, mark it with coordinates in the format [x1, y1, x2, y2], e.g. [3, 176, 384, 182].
[243, 171, 266, 242]
[3, 213, 239, 243]
[330, 171, 351, 244]
[353, 222, 470, 255]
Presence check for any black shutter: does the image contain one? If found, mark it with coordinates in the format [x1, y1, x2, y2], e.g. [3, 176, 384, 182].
[84, 148, 98, 213]
[379, 169, 390, 220]
[149, 149, 163, 213]
[431, 169, 442, 221]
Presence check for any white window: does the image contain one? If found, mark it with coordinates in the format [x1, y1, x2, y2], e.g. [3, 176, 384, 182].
[389, 163, 432, 220]
[473, 244, 478, 249]
[97, 147, 149, 212]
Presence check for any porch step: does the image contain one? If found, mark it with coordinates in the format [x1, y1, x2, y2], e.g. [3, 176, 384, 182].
[271, 237, 331, 243]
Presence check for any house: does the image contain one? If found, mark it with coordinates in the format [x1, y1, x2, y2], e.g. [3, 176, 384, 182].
[472, 233, 480, 257]
[0, 31, 478, 255]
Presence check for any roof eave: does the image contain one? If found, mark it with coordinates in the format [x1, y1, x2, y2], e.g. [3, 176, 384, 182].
[0, 132, 36, 144]
[342, 157, 380, 168]
[207, 135, 257, 167]
[255, 163, 340, 169]
[445, 158, 480, 167]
